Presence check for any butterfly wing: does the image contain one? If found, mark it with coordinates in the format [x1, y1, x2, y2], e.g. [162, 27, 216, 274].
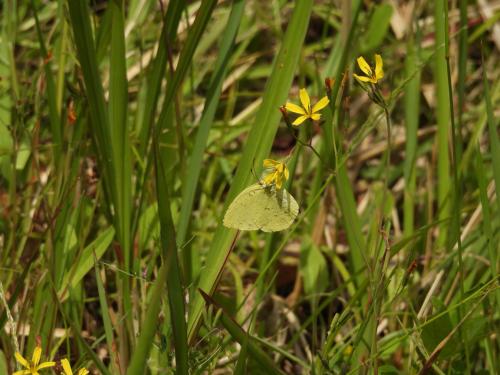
[223, 184, 264, 230]
[259, 187, 299, 232]
[223, 184, 299, 232]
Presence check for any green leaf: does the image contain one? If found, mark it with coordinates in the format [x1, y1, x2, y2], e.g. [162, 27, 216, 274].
[360, 4, 393, 52]
[421, 310, 459, 359]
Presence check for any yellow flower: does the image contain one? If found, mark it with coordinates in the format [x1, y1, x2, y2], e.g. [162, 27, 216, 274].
[61, 358, 89, 375]
[353, 54, 384, 84]
[261, 159, 289, 190]
[14, 345, 55, 375]
[285, 88, 330, 126]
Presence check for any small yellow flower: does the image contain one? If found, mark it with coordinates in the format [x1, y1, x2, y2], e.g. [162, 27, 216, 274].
[285, 88, 330, 126]
[61, 358, 89, 375]
[353, 54, 384, 84]
[261, 159, 289, 190]
[14, 345, 55, 375]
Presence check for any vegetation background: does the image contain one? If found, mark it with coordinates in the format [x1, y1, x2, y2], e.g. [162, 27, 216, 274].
[0, 0, 499, 374]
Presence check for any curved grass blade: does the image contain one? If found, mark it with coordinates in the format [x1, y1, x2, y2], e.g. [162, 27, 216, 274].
[125, 260, 169, 375]
[187, 0, 314, 342]
[177, 0, 245, 283]
[57, 226, 115, 299]
[127, 142, 188, 374]
[199, 290, 285, 375]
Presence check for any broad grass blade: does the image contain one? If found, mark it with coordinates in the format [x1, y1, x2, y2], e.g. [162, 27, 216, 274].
[187, 0, 314, 342]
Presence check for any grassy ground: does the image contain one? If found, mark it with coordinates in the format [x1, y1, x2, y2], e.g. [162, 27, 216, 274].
[0, 0, 499, 374]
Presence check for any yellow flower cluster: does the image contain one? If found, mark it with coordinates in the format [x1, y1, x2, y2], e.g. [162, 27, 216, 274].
[353, 54, 384, 84]
[61, 359, 89, 375]
[283, 54, 384, 126]
[285, 88, 330, 126]
[261, 159, 289, 190]
[14, 345, 54, 375]
[14, 345, 88, 375]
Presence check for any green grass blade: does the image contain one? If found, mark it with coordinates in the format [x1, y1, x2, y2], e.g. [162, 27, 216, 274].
[445, 42, 470, 371]
[233, 335, 249, 375]
[482, 47, 500, 212]
[187, 0, 314, 342]
[479, 43, 500, 309]
[66, 0, 110, 160]
[130, 1, 185, 244]
[67, 1, 135, 361]
[177, 0, 245, 281]
[108, 0, 132, 267]
[335, 167, 366, 280]
[136, 0, 185, 151]
[474, 148, 500, 307]
[125, 261, 169, 375]
[456, 0, 467, 161]
[55, 294, 112, 375]
[323, 0, 361, 163]
[154, 0, 218, 139]
[95, 5, 112, 64]
[127, 142, 189, 373]
[433, 0, 451, 247]
[153, 144, 189, 374]
[322, 0, 366, 286]
[57, 226, 115, 299]
[403, 28, 422, 237]
[94, 259, 120, 374]
[66, 0, 116, 224]
[151, 0, 219, 186]
[31, 0, 62, 160]
[199, 290, 285, 375]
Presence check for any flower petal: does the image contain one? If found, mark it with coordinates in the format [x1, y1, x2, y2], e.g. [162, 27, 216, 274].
[32, 345, 42, 366]
[275, 175, 283, 190]
[356, 56, 372, 76]
[38, 361, 56, 369]
[353, 74, 373, 83]
[292, 115, 309, 126]
[283, 166, 289, 181]
[13, 371, 31, 375]
[15, 352, 30, 368]
[312, 96, 330, 113]
[62, 359, 73, 375]
[263, 159, 279, 169]
[262, 172, 276, 186]
[375, 54, 384, 80]
[285, 102, 306, 115]
[310, 113, 321, 121]
[299, 88, 311, 113]
[78, 369, 90, 375]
